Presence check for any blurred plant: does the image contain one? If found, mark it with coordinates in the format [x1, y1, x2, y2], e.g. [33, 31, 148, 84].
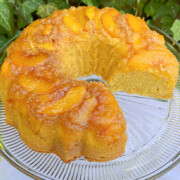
[0, 0, 180, 65]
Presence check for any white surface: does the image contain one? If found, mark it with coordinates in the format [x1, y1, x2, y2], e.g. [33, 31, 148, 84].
[0, 156, 179, 180]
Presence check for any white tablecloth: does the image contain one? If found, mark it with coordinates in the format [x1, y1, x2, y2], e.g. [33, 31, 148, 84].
[0, 157, 179, 180]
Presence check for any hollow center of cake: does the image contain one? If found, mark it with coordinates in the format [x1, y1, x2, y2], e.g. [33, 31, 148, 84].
[79, 74, 107, 85]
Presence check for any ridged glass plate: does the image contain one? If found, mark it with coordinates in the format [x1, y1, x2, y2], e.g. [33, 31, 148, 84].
[0, 25, 180, 180]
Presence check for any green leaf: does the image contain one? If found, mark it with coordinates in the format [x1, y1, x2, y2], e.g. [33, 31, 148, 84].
[127, 0, 135, 6]
[48, 0, 63, 2]
[144, 0, 161, 17]
[160, 15, 174, 35]
[0, 0, 14, 36]
[153, 0, 180, 21]
[137, 0, 148, 16]
[125, 8, 136, 15]
[0, 26, 9, 35]
[82, 0, 93, 5]
[82, 0, 98, 6]
[0, 35, 7, 47]
[36, 2, 59, 18]
[47, 0, 69, 9]
[98, 0, 111, 7]
[153, 4, 176, 20]
[167, 0, 180, 10]
[119, 10, 125, 14]
[18, 14, 33, 30]
[110, 0, 128, 10]
[17, 0, 44, 29]
[166, 0, 180, 16]
[0, 30, 21, 54]
[98, 0, 131, 10]
[8, 0, 15, 4]
[92, 0, 99, 7]
[58, 2, 70, 9]
[20, 0, 44, 15]
[146, 19, 154, 25]
[171, 19, 180, 42]
[48, 0, 63, 4]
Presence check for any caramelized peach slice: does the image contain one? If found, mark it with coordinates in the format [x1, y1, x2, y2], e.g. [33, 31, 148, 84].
[92, 92, 118, 127]
[105, 110, 126, 142]
[42, 24, 52, 36]
[39, 94, 50, 102]
[127, 14, 149, 32]
[63, 15, 83, 34]
[94, 7, 109, 28]
[102, 8, 119, 37]
[23, 26, 36, 35]
[1, 60, 10, 76]
[71, 95, 97, 125]
[127, 50, 179, 78]
[86, 7, 96, 20]
[72, 7, 88, 27]
[144, 31, 165, 46]
[28, 41, 37, 53]
[131, 33, 144, 51]
[39, 86, 86, 115]
[117, 40, 129, 57]
[18, 74, 55, 93]
[36, 43, 55, 51]
[13, 35, 37, 55]
[10, 50, 48, 67]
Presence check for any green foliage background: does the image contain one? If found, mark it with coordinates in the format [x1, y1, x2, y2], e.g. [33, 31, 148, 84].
[0, 0, 180, 60]
[0, 0, 180, 161]
[0, 0, 180, 42]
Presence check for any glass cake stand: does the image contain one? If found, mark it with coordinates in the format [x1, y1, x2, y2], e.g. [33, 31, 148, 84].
[0, 25, 180, 180]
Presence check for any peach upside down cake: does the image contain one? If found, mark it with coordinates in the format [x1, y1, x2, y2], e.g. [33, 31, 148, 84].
[0, 6, 178, 163]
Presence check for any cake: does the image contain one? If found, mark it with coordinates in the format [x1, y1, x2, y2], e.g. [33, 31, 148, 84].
[0, 6, 179, 163]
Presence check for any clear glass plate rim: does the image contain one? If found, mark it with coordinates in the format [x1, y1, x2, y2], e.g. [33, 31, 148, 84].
[0, 134, 180, 180]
